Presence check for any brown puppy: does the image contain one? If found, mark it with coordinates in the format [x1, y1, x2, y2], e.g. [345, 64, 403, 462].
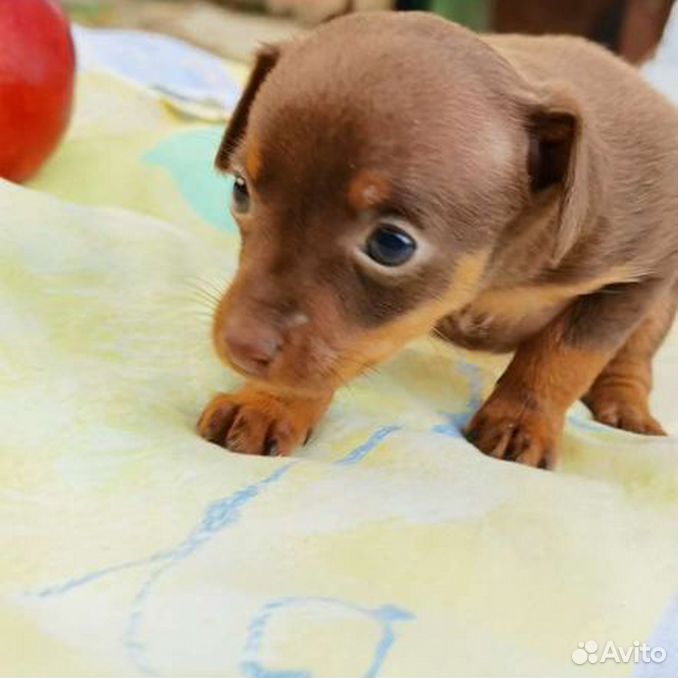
[198, 12, 677, 468]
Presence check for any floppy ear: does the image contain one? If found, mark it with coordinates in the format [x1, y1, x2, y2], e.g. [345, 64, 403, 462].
[215, 44, 281, 171]
[527, 88, 596, 262]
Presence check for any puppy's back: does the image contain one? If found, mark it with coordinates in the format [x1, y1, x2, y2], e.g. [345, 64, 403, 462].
[486, 33, 676, 131]
[487, 33, 677, 258]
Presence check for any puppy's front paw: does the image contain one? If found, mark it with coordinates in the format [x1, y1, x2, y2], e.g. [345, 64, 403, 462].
[465, 396, 562, 469]
[197, 387, 330, 456]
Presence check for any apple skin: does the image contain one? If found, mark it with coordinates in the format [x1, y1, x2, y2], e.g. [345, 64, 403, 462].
[0, 0, 76, 183]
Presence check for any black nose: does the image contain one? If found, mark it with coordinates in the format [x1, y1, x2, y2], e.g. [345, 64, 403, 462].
[223, 317, 283, 377]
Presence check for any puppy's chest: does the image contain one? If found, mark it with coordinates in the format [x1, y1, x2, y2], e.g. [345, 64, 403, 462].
[436, 268, 634, 351]
[436, 284, 576, 352]
[436, 266, 637, 353]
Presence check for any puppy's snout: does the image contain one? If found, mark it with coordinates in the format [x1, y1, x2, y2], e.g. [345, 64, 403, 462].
[223, 316, 283, 377]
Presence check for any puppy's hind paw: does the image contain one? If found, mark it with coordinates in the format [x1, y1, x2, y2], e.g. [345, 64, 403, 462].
[585, 389, 666, 436]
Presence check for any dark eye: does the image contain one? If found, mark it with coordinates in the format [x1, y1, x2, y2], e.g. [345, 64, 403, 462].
[365, 225, 417, 267]
[232, 173, 250, 213]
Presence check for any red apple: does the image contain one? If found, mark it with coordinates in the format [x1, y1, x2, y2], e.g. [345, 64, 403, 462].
[0, 0, 75, 183]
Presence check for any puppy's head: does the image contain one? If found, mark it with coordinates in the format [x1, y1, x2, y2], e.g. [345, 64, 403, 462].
[212, 12, 583, 395]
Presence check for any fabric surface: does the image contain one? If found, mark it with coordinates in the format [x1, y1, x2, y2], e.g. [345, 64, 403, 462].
[72, 24, 244, 120]
[1, 34, 677, 678]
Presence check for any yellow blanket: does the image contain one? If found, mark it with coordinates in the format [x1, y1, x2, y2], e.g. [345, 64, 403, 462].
[1, 67, 676, 677]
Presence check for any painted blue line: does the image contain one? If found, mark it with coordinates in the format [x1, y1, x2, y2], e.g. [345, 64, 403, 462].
[431, 361, 485, 439]
[365, 605, 414, 678]
[29, 464, 293, 599]
[240, 661, 311, 678]
[200, 463, 290, 533]
[31, 556, 160, 598]
[29, 416, 411, 675]
[120, 462, 294, 675]
[365, 623, 396, 678]
[241, 597, 413, 678]
[335, 426, 400, 466]
[27, 462, 295, 676]
[431, 411, 465, 439]
[123, 565, 169, 677]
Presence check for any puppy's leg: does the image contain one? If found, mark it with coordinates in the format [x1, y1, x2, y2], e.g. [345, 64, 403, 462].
[465, 318, 608, 469]
[583, 284, 676, 434]
[465, 280, 671, 468]
[198, 384, 333, 456]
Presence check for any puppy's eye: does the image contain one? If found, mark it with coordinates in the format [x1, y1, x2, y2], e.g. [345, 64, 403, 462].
[365, 225, 416, 267]
[232, 173, 250, 213]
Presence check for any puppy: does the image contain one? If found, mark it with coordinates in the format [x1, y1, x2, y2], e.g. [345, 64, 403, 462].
[198, 12, 677, 468]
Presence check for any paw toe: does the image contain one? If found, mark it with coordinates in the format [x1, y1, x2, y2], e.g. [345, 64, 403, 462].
[465, 399, 559, 469]
[586, 384, 666, 437]
[594, 402, 666, 436]
[197, 392, 316, 456]
[225, 407, 272, 455]
[197, 397, 238, 446]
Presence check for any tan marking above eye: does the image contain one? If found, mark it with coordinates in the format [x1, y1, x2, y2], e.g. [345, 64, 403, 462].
[245, 140, 262, 182]
[347, 170, 391, 211]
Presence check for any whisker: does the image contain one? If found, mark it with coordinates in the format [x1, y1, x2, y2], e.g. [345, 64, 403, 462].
[181, 276, 228, 306]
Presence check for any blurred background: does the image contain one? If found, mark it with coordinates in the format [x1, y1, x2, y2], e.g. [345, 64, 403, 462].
[2, 0, 674, 187]
[64, 0, 675, 65]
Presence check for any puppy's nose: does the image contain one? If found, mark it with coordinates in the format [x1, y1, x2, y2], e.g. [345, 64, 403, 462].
[223, 319, 282, 377]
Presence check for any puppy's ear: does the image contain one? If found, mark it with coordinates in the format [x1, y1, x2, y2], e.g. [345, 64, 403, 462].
[527, 88, 596, 262]
[215, 44, 281, 171]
